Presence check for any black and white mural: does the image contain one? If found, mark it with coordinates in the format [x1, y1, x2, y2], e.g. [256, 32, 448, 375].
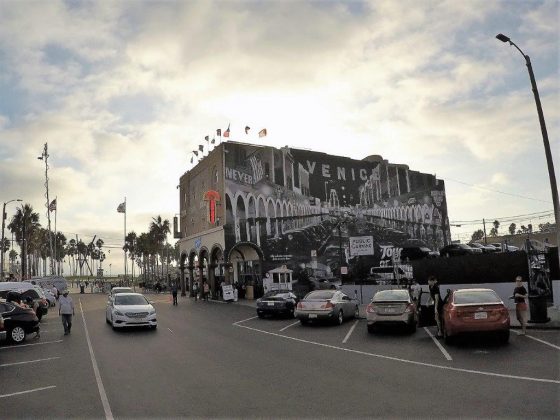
[224, 142, 451, 283]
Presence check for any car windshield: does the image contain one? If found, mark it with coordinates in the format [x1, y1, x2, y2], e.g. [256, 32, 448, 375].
[114, 295, 149, 305]
[458, 244, 471, 249]
[372, 290, 410, 302]
[305, 291, 335, 300]
[454, 290, 501, 304]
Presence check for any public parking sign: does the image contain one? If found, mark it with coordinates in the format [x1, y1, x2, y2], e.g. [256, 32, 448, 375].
[349, 236, 374, 257]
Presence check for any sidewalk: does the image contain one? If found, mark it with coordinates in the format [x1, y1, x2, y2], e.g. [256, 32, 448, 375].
[211, 298, 560, 329]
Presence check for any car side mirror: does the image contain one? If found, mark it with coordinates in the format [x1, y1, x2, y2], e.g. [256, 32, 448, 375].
[149, 301, 154, 304]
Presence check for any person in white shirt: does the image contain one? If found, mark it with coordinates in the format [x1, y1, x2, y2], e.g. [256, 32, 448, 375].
[58, 290, 75, 335]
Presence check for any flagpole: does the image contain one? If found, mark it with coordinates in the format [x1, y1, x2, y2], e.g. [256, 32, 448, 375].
[54, 196, 57, 275]
[123, 197, 127, 283]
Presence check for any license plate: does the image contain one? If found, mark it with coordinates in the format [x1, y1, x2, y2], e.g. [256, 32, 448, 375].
[474, 312, 487, 320]
[385, 308, 396, 313]
[308, 314, 317, 319]
[267, 302, 275, 306]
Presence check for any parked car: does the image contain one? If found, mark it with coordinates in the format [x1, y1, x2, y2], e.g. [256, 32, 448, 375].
[366, 289, 417, 333]
[400, 246, 439, 261]
[106, 293, 157, 330]
[442, 288, 510, 345]
[295, 290, 359, 325]
[43, 288, 57, 307]
[0, 300, 40, 343]
[0, 312, 6, 342]
[468, 243, 498, 253]
[0, 287, 48, 321]
[489, 243, 519, 252]
[256, 290, 298, 318]
[439, 243, 479, 257]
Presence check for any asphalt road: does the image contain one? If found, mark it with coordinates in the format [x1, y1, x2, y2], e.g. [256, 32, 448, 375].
[1, 292, 559, 418]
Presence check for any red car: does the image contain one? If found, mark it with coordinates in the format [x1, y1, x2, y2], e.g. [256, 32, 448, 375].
[442, 288, 510, 344]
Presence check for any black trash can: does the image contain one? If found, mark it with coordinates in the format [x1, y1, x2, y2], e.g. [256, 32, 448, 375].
[528, 295, 550, 323]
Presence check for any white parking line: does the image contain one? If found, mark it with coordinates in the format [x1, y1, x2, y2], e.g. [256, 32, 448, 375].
[511, 330, 560, 350]
[233, 322, 559, 384]
[79, 299, 114, 420]
[342, 320, 360, 344]
[0, 357, 60, 368]
[424, 327, 453, 361]
[0, 340, 62, 350]
[168, 328, 174, 334]
[0, 386, 56, 399]
[279, 321, 300, 332]
[233, 316, 259, 325]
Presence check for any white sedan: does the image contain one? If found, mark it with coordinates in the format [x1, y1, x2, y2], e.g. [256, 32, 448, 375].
[106, 293, 157, 330]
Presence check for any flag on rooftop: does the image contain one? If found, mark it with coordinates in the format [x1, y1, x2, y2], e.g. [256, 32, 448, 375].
[258, 128, 267, 138]
[211, 138, 215, 144]
[217, 128, 221, 136]
[245, 126, 250, 134]
[205, 135, 209, 142]
[190, 156, 194, 164]
[48, 198, 57, 212]
[193, 150, 199, 157]
[223, 124, 230, 138]
[117, 202, 126, 213]
[198, 144, 204, 152]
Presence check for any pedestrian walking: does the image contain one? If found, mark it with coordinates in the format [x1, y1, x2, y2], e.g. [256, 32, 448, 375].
[428, 275, 443, 337]
[512, 275, 528, 335]
[193, 281, 199, 301]
[203, 281, 209, 301]
[58, 290, 75, 335]
[171, 282, 178, 306]
[411, 279, 421, 305]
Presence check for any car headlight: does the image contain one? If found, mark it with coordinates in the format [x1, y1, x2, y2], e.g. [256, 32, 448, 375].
[115, 310, 124, 316]
[149, 310, 156, 315]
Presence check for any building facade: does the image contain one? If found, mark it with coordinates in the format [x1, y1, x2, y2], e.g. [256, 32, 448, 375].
[177, 141, 451, 298]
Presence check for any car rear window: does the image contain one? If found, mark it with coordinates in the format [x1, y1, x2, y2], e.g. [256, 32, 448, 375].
[454, 290, 501, 304]
[305, 291, 335, 300]
[372, 290, 410, 302]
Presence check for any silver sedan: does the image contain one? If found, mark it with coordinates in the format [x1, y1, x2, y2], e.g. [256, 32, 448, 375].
[366, 289, 417, 333]
[106, 293, 157, 330]
[295, 290, 359, 325]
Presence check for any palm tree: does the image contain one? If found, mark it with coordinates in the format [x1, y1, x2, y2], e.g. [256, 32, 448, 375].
[124, 232, 137, 285]
[149, 216, 170, 279]
[54, 232, 67, 275]
[66, 239, 77, 276]
[7, 204, 40, 280]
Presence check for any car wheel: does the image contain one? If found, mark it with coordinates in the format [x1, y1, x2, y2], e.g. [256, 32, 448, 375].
[354, 306, 360, 319]
[499, 330, 510, 344]
[299, 319, 308, 326]
[367, 324, 375, 334]
[257, 312, 264, 319]
[111, 315, 117, 330]
[336, 310, 344, 325]
[289, 308, 295, 319]
[151, 325, 157, 330]
[10, 326, 26, 343]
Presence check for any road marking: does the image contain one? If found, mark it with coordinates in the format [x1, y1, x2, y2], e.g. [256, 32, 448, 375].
[0, 357, 59, 368]
[233, 322, 559, 384]
[0, 386, 56, 399]
[0, 340, 62, 350]
[233, 316, 259, 325]
[167, 328, 174, 334]
[342, 320, 360, 344]
[424, 327, 453, 361]
[80, 299, 114, 420]
[279, 321, 300, 332]
[512, 330, 560, 350]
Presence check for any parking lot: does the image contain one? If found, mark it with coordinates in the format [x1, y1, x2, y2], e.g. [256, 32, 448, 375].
[1, 292, 559, 418]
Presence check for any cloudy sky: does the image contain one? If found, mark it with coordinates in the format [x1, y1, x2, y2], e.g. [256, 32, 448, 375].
[0, 0, 558, 274]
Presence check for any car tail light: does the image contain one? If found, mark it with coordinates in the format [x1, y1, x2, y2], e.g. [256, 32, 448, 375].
[323, 301, 334, 309]
[297, 302, 303, 309]
[404, 303, 414, 313]
[366, 304, 376, 314]
[41, 299, 47, 305]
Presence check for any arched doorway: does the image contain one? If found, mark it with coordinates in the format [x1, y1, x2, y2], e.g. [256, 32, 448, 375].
[226, 242, 264, 300]
[188, 250, 197, 297]
[179, 252, 187, 296]
[198, 248, 209, 297]
[210, 245, 225, 299]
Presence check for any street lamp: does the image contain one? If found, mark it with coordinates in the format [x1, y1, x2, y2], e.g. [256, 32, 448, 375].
[496, 33, 560, 262]
[1, 199, 22, 280]
[109, 263, 112, 278]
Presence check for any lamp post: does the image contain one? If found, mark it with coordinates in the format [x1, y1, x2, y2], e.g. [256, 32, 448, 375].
[1, 199, 22, 280]
[496, 34, 560, 263]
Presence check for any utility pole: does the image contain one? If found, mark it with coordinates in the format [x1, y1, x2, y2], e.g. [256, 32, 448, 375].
[38, 143, 54, 275]
[1, 199, 22, 280]
[483, 219, 488, 245]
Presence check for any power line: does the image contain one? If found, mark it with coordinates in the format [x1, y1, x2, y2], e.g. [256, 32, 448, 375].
[445, 177, 552, 204]
[450, 209, 554, 224]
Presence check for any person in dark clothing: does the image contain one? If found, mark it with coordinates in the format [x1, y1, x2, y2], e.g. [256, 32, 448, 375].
[171, 283, 178, 306]
[513, 276, 528, 335]
[428, 275, 444, 337]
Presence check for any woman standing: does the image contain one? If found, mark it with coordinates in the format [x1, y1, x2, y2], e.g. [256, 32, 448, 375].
[513, 276, 528, 335]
